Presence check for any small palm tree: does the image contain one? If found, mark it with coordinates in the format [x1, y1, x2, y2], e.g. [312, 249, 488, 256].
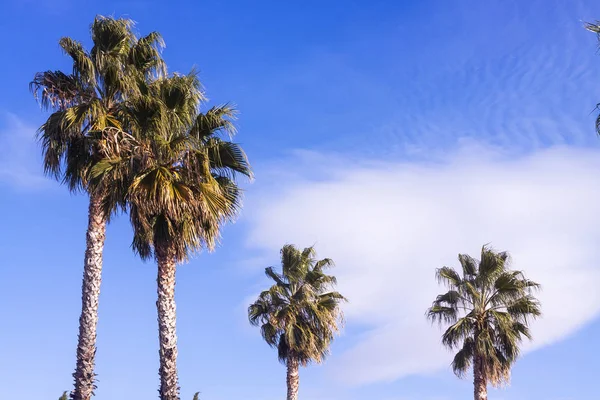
[585, 21, 600, 134]
[427, 245, 541, 400]
[31, 16, 165, 400]
[92, 74, 251, 400]
[248, 245, 346, 400]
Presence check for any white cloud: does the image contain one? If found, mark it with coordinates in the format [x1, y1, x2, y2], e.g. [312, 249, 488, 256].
[0, 113, 50, 189]
[243, 144, 600, 386]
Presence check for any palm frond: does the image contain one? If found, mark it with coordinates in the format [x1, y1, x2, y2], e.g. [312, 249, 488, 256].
[435, 266, 462, 288]
[206, 138, 253, 180]
[451, 337, 474, 377]
[191, 104, 238, 139]
[477, 245, 509, 286]
[442, 317, 474, 349]
[585, 21, 600, 34]
[458, 254, 477, 277]
[129, 31, 167, 79]
[30, 71, 92, 111]
[505, 295, 542, 323]
[59, 37, 96, 85]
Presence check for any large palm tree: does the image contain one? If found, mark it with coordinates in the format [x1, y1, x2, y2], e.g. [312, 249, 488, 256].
[427, 245, 541, 400]
[31, 16, 165, 400]
[91, 73, 252, 399]
[248, 245, 346, 400]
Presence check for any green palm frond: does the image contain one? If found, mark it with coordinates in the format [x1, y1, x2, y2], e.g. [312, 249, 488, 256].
[191, 104, 238, 139]
[505, 295, 541, 323]
[206, 138, 253, 179]
[265, 266, 287, 287]
[442, 317, 474, 349]
[90, 15, 135, 57]
[129, 31, 167, 78]
[458, 254, 477, 277]
[59, 37, 96, 85]
[435, 266, 462, 288]
[451, 337, 474, 377]
[585, 21, 600, 34]
[477, 246, 509, 287]
[427, 245, 541, 387]
[248, 245, 346, 366]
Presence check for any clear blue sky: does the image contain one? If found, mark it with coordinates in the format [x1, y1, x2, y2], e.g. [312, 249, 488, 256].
[1, 1, 600, 399]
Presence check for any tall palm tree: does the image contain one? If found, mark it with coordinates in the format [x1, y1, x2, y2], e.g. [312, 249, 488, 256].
[585, 21, 600, 134]
[91, 73, 252, 399]
[248, 245, 346, 400]
[30, 16, 165, 400]
[427, 245, 541, 400]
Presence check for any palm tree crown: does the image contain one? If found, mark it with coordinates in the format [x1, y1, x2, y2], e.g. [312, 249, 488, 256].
[92, 72, 252, 260]
[31, 15, 165, 193]
[427, 245, 541, 387]
[248, 245, 346, 366]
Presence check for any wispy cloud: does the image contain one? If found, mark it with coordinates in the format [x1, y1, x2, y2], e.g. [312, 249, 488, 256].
[243, 143, 600, 386]
[0, 113, 50, 189]
[239, 0, 600, 163]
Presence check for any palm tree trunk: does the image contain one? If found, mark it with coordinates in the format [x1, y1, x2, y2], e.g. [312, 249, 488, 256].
[286, 357, 300, 400]
[72, 194, 107, 400]
[473, 354, 487, 400]
[156, 244, 180, 400]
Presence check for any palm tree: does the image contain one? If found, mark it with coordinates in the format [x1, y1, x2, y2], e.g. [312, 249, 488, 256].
[427, 245, 541, 400]
[248, 245, 346, 400]
[585, 21, 600, 134]
[31, 16, 165, 400]
[91, 73, 252, 399]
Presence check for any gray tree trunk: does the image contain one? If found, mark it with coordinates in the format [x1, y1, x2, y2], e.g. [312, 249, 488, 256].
[71, 194, 107, 400]
[286, 357, 300, 400]
[156, 244, 180, 400]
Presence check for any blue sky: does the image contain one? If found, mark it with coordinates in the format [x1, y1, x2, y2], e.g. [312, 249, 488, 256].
[1, 0, 600, 399]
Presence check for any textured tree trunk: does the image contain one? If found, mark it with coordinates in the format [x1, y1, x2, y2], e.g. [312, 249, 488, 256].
[71, 194, 107, 400]
[473, 354, 487, 400]
[156, 244, 180, 400]
[286, 357, 300, 400]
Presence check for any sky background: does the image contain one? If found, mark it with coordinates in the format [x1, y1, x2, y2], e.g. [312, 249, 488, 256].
[1, 0, 600, 399]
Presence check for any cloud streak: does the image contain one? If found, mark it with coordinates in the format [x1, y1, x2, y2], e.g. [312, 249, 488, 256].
[243, 144, 600, 385]
[0, 113, 49, 189]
